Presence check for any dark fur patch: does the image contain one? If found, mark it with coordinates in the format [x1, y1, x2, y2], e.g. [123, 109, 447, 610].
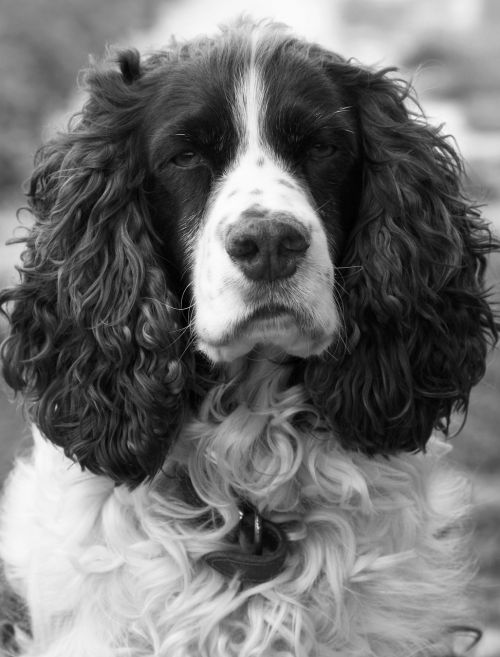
[118, 49, 142, 84]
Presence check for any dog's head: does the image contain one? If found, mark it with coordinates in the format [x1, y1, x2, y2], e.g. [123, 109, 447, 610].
[1, 21, 497, 484]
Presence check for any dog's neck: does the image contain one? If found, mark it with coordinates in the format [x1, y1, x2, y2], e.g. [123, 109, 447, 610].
[174, 347, 314, 512]
[223, 346, 295, 406]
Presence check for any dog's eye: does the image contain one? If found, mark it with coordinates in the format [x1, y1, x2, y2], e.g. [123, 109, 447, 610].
[308, 143, 338, 159]
[171, 150, 203, 169]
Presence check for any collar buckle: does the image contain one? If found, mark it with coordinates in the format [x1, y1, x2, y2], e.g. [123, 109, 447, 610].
[238, 502, 263, 555]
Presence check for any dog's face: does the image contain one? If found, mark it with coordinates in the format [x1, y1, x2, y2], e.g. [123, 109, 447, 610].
[145, 33, 361, 361]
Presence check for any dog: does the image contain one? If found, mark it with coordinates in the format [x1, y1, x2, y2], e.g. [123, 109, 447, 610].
[0, 19, 498, 657]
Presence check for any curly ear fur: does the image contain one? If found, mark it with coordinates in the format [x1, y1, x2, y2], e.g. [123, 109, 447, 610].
[305, 64, 499, 455]
[0, 51, 191, 485]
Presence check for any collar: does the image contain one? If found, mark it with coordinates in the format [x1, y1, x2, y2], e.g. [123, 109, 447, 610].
[177, 468, 289, 585]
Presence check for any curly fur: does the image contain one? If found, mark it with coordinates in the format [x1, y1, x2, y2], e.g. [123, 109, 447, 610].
[0, 370, 475, 657]
[303, 63, 497, 454]
[0, 18, 498, 657]
[0, 65, 193, 484]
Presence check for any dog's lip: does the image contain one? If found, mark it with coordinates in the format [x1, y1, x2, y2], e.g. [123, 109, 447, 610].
[227, 303, 316, 345]
[238, 304, 302, 330]
[201, 304, 301, 349]
[244, 304, 295, 322]
[195, 300, 337, 361]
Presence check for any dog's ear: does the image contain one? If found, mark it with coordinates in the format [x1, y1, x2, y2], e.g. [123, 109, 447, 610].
[0, 50, 191, 485]
[305, 63, 498, 455]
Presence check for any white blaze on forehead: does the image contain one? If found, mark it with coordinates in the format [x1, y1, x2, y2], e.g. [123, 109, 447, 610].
[235, 29, 267, 155]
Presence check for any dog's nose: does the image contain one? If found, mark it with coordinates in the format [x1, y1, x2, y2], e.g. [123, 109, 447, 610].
[225, 212, 310, 281]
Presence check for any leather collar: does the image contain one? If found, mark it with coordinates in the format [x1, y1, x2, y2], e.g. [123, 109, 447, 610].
[177, 468, 289, 585]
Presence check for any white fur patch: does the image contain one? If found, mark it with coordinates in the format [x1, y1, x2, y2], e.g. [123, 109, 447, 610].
[0, 373, 473, 657]
[192, 34, 337, 362]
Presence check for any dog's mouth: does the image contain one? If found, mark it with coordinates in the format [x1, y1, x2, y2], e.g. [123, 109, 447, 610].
[238, 304, 301, 328]
[197, 303, 335, 362]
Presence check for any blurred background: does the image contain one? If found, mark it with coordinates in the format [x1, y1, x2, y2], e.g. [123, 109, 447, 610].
[0, 0, 499, 653]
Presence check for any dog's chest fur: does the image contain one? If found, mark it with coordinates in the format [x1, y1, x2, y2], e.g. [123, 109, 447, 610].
[2, 359, 471, 657]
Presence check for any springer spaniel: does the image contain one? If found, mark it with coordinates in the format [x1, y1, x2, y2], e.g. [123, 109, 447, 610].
[0, 19, 498, 657]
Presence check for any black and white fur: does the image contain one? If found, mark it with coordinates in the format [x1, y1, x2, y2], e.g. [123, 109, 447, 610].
[0, 20, 497, 657]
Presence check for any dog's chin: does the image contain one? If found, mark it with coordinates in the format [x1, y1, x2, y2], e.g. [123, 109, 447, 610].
[197, 312, 335, 363]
